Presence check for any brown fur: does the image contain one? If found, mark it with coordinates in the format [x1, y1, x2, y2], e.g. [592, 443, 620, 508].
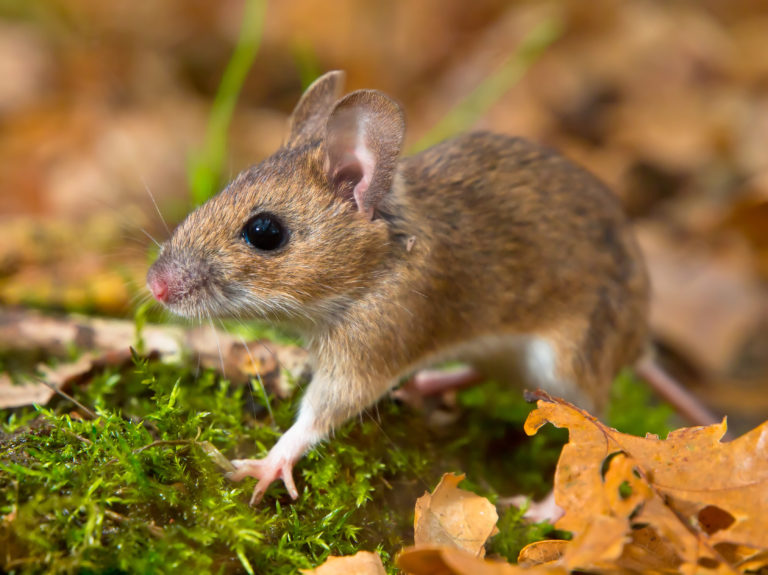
[148, 71, 649, 453]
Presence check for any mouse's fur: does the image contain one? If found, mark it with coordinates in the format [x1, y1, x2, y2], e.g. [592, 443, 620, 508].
[147, 71, 650, 502]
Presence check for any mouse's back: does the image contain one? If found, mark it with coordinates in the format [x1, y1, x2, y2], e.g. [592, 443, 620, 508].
[376, 131, 650, 408]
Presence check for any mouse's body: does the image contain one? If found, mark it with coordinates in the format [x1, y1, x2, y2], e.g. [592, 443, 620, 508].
[147, 71, 649, 504]
[377, 131, 649, 409]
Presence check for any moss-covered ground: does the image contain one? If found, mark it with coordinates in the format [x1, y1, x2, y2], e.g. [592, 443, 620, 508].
[0, 324, 673, 574]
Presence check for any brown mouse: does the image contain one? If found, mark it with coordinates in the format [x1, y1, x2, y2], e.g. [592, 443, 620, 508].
[147, 70, 713, 505]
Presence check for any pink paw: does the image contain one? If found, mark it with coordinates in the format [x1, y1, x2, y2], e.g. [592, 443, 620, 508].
[501, 490, 564, 523]
[228, 456, 298, 505]
[394, 366, 483, 407]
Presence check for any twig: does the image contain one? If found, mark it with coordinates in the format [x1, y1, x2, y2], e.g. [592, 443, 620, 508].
[35, 377, 97, 420]
[104, 439, 193, 466]
[61, 429, 93, 446]
[104, 509, 164, 538]
[132, 439, 195, 455]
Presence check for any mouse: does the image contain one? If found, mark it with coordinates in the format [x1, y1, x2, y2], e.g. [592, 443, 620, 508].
[146, 70, 717, 505]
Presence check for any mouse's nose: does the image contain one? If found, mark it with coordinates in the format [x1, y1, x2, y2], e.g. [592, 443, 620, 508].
[146, 252, 210, 312]
[147, 271, 169, 303]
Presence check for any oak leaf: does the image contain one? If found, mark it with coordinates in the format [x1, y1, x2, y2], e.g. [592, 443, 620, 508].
[413, 472, 499, 558]
[398, 545, 564, 575]
[300, 551, 386, 575]
[523, 390, 768, 573]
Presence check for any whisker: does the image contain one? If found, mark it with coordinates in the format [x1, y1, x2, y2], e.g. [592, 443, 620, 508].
[235, 332, 275, 426]
[129, 291, 154, 309]
[362, 406, 430, 492]
[207, 316, 226, 379]
[141, 177, 172, 238]
[85, 194, 150, 230]
[139, 227, 162, 249]
[194, 316, 203, 382]
[231, 318, 288, 377]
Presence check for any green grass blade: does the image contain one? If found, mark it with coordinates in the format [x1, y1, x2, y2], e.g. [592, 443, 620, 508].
[410, 18, 562, 153]
[188, 0, 266, 205]
[292, 40, 323, 90]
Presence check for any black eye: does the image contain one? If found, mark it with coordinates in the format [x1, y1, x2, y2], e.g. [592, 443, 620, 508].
[242, 213, 286, 251]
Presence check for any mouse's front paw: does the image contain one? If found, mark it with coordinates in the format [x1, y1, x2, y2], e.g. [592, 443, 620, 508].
[228, 456, 298, 505]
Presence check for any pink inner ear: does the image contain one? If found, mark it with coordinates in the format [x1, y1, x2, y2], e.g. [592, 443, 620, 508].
[352, 140, 375, 216]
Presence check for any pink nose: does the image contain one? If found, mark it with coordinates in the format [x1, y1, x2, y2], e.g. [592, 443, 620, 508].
[148, 275, 169, 303]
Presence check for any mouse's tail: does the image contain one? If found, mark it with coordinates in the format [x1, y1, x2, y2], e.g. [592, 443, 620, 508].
[634, 353, 722, 429]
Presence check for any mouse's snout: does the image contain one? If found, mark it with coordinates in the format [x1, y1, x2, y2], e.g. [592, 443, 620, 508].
[147, 268, 169, 303]
[146, 260, 174, 304]
[146, 253, 198, 308]
[145, 248, 222, 318]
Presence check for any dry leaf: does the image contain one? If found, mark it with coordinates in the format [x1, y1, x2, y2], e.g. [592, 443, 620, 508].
[0, 350, 132, 409]
[523, 390, 768, 573]
[0, 308, 310, 407]
[397, 545, 563, 575]
[722, 176, 768, 280]
[414, 472, 499, 557]
[636, 223, 765, 374]
[517, 540, 567, 567]
[559, 514, 629, 571]
[0, 373, 54, 408]
[300, 551, 386, 575]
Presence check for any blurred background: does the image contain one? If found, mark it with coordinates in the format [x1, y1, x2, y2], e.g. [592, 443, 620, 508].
[0, 0, 766, 430]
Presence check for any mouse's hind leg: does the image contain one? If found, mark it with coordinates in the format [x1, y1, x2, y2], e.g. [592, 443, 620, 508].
[399, 365, 484, 397]
[534, 321, 625, 416]
[394, 328, 616, 413]
[394, 333, 582, 405]
[392, 335, 526, 403]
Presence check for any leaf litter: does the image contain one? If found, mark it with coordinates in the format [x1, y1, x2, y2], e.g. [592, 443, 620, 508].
[309, 390, 768, 574]
[0, 308, 308, 408]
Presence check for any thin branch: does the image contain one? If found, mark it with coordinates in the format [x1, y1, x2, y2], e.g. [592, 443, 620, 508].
[35, 377, 97, 420]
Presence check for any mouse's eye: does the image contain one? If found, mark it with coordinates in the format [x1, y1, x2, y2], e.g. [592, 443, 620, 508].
[242, 213, 286, 251]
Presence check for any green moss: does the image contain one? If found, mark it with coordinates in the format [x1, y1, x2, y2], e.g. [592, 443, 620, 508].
[1, 352, 560, 573]
[454, 380, 568, 498]
[488, 504, 571, 564]
[607, 369, 675, 438]
[0, 352, 425, 574]
[1, 348, 679, 573]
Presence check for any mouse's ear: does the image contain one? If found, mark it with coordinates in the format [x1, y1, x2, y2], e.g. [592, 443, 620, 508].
[325, 90, 405, 219]
[285, 71, 346, 148]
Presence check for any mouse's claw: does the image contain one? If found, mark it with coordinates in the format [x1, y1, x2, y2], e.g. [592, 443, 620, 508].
[229, 456, 299, 505]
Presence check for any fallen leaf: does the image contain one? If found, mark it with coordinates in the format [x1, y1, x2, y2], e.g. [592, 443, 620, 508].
[0, 373, 53, 408]
[721, 174, 768, 280]
[559, 514, 629, 571]
[636, 222, 765, 373]
[517, 540, 567, 567]
[414, 472, 499, 558]
[397, 545, 562, 575]
[736, 549, 768, 572]
[617, 524, 687, 573]
[0, 350, 132, 409]
[523, 390, 768, 573]
[0, 308, 310, 407]
[300, 551, 386, 575]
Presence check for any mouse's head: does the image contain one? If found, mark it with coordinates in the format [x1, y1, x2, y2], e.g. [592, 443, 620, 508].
[146, 71, 405, 326]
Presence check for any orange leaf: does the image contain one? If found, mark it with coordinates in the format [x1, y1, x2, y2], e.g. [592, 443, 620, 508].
[517, 540, 567, 567]
[414, 472, 499, 557]
[300, 551, 386, 575]
[397, 545, 564, 575]
[524, 391, 768, 573]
